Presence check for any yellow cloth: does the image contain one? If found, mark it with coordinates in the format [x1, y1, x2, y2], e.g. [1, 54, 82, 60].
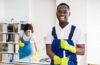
[60, 39, 76, 53]
[53, 55, 61, 64]
[61, 57, 69, 65]
[31, 52, 38, 61]
[19, 40, 24, 47]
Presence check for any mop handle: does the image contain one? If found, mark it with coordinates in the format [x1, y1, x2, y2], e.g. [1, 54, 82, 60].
[63, 50, 66, 58]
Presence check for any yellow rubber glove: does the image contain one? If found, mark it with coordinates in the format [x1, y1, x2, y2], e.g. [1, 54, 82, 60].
[60, 39, 76, 53]
[31, 52, 38, 61]
[61, 57, 69, 65]
[19, 40, 24, 47]
[53, 55, 61, 65]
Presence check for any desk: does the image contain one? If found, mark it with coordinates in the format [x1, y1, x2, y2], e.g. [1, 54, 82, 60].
[0, 61, 50, 65]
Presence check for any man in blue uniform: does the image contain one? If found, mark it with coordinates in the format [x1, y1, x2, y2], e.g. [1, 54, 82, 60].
[45, 3, 85, 65]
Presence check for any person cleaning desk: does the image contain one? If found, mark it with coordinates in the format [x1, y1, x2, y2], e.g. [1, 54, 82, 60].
[18, 23, 39, 62]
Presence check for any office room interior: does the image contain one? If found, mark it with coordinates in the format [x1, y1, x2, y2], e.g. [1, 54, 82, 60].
[0, 0, 100, 65]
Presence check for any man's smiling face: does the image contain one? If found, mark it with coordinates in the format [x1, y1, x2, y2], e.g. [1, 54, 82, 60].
[56, 5, 70, 23]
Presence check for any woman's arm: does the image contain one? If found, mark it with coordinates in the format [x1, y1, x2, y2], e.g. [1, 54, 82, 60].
[34, 41, 40, 52]
[32, 34, 40, 52]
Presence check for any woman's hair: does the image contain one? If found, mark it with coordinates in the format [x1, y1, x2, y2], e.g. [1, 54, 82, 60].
[23, 23, 33, 33]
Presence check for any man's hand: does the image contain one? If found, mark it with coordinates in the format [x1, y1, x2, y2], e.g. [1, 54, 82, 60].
[60, 39, 76, 53]
[61, 57, 69, 65]
[53, 55, 61, 64]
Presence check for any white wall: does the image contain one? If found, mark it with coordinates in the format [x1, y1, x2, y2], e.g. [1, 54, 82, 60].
[0, 0, 30, 22]
[87, 0, 100, 64]
[0, 0, 5, 21]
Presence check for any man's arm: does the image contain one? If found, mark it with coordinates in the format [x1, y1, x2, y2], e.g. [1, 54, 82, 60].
[46, 44, 55, 60]
[76, 44, 85, 55]
[46, 44, 63, 64]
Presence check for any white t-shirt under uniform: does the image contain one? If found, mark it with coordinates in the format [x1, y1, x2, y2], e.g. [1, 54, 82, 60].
[45, 23, 85, 46]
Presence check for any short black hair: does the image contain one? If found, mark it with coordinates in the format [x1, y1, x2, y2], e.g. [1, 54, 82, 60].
[57, 3, 70, 10]
[23, 23, 33, 33]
